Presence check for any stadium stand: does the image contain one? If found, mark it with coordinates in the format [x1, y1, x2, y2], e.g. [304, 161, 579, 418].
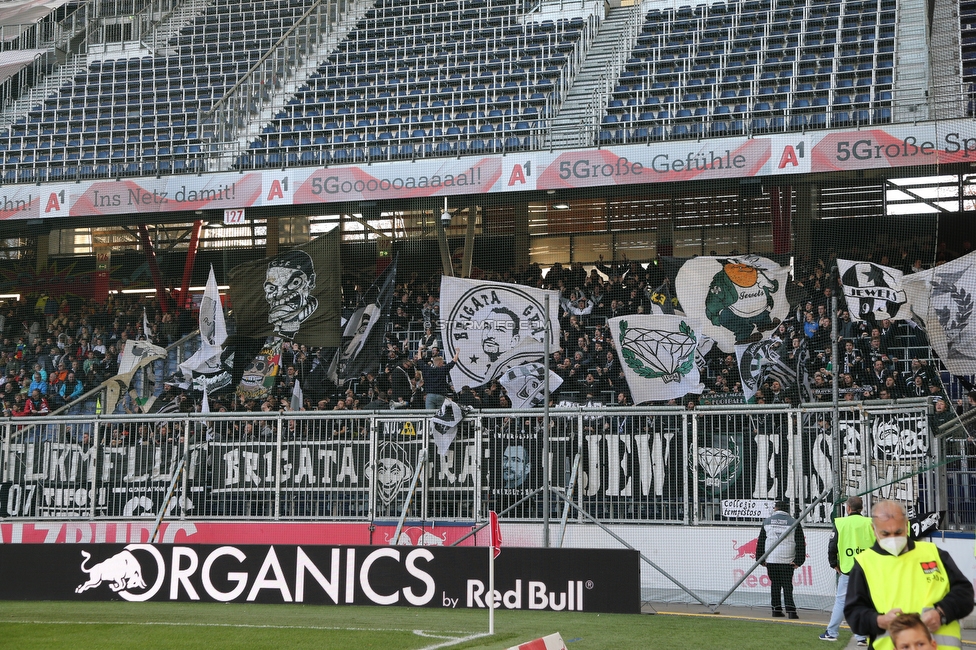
[0, 0, 971, 508]
[0, 0, 916, 179]
[600, 0, 895, 144]
[240, 0, 593, 166]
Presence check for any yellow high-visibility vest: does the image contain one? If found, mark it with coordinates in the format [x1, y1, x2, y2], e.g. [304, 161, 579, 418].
[855, 541, 961, 650]
[835, 514, 875, 574]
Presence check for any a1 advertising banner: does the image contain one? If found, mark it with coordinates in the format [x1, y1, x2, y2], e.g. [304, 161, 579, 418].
[0, 544, 640, 613]
[5, 119, 976, 221]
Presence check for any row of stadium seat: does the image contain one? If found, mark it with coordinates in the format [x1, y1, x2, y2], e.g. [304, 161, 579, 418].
[244, 0, 580, 166]
[597, 106, 892, 144]
[0, 0, 907, 179]
[963, 0, 976, 104]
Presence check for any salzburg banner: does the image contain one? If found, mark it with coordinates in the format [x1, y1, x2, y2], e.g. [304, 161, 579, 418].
[5, 119, 976, 220]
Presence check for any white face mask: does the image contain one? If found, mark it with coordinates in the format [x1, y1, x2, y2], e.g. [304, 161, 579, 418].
[878, 535, 908, 556]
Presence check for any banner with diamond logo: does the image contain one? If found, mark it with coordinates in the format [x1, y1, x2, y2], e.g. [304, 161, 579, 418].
[608, 315, 704, 403]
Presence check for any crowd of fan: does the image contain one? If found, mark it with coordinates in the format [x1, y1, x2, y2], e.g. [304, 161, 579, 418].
[192, 246, 966, 421]
[1, 234, 972, 432]
[0, 293, 195, 417]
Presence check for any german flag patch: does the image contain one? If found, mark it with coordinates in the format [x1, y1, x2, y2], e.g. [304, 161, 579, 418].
[920, 561, 940, 574]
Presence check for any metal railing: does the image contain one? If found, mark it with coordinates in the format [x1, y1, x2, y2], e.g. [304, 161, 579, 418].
[0, 402, 943, 527]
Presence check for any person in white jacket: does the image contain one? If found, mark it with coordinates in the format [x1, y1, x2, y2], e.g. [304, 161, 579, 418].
[756, 500, 806, 619]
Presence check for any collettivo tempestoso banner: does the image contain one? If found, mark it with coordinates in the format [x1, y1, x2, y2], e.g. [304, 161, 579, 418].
[3, 118, 976, 220]
[0, 544, 640, 613]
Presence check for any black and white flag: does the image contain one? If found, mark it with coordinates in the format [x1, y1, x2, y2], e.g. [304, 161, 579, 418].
[903, 250, 976, 375]
[180, 265, 228, 377]
[430, 398, 463, 456]
[440, 277, 560, 388]
[328, 257, 397, 383]
[499, 362, 564, 409]
[228, 230, 341, 346]
[838, 259, 911, 321]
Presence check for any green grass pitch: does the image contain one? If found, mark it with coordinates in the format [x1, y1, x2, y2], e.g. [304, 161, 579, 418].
[0, 601, 851, 649]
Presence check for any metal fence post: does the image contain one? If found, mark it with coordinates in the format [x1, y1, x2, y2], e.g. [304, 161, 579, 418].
[90, 415, 100, 520]
[274, 413, 283, 521]
[691, 411, 699, 525]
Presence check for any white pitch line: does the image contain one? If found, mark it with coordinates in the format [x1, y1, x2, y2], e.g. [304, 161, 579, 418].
[416, 631, 493, 650]
[0, 619, 470, 635]
[2, 620, 493, 649]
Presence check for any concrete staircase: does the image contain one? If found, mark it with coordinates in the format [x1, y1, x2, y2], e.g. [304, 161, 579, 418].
[0, 55, 88, 134]
[147, 0, 216, 56]
[216, 0, 375, 170]
[547, 4, 642, 150]
[891, 0, 932, 122]
[929, 0, 967, 120]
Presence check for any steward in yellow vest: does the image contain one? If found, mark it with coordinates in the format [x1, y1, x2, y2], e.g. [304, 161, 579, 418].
[844, 500, 973, 650]
[828, 498, 876, 575]
[822, 496, 875, 642]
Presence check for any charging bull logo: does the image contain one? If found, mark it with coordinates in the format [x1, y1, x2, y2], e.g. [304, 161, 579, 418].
[75, 549, 147, 594]
[387, 527, 449, 546]
[732, 538, 758, 561]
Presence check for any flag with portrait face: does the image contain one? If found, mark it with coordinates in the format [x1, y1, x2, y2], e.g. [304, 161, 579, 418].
[609, 315, 704, 403]
[440, 277, 560, 389]
[227, 229, 341, 346]
[838, 259, 912, 321]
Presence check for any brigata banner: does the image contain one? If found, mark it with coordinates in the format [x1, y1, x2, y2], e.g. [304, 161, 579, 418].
[4, 118, 976, 220]
[0, 544, 640, 613]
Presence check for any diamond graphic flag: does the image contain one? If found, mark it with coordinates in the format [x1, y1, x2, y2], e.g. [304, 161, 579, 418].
[608, 315, 704, 403]
[440, 277, 560, 388]
[675, 255, 790, 353]
[903, 250, 976, 375]
[838, 259, 911, 321]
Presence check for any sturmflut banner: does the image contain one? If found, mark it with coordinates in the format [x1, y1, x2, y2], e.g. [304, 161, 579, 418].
[0, 407, 930, 524]
[2, 439, 206, 518]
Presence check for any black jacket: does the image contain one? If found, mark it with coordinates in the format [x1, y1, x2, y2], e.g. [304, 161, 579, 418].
[390, 363, 414, 403]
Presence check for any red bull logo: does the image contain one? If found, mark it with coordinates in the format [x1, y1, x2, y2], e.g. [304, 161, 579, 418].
[75, 549, 146, 594]
[731, 538, 758, 560]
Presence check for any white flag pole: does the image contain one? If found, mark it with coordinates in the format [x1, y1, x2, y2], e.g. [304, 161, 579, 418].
[488, 531, 495, 635]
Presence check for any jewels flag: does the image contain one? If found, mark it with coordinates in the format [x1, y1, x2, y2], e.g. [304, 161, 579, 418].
[608, 315, 704, 403]
[675, 255, 790, 353]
